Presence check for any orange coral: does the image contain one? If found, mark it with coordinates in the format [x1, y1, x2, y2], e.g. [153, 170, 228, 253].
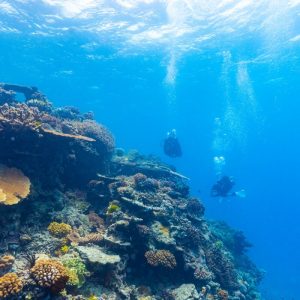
[145, 250, 177, 269]
[0, 165, 31, 205]
[218, 289, 229, 300]
[0, 255, 15, 273]
[0, 273, 23, 298]
[67, 231, 103, 245]
[31, 259, 69, 293]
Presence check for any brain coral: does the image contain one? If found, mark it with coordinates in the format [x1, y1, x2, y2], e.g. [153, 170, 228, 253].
[145, 250, 177, 269]
[31, 259, 69, 293]
[0, 273, 23, 298]
[0, 164, 31, 205]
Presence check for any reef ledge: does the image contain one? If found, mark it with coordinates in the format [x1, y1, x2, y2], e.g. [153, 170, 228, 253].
[0, 84, 263, 300]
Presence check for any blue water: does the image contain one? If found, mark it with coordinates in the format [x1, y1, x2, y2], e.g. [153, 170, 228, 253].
[1, 1, 300, 299]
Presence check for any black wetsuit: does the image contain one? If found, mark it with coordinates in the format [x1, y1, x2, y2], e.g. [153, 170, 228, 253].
[211, 176, 235, 197]
[164, 136, 182, 158]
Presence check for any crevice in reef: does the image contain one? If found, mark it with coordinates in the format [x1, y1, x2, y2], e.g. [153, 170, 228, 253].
[0, 84, 263, 300]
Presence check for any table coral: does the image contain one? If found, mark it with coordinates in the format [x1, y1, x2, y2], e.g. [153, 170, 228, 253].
[30, 258, 69, 293]
[0, 273, 23, 298]
[0, 164, 31, 205]
[145, 250, 177, 269]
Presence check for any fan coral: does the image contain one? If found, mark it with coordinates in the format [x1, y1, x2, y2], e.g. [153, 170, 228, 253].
[0, 164, 31, 205]
[30, 259, 69, 293]
[0, 273, 23, 298]
[48, 222, 72, 238]
[0, 255, 15, 274]
[145, 250, 177, 269]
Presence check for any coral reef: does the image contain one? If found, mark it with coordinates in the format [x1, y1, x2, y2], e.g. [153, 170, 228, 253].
[0, 85, 263, 300]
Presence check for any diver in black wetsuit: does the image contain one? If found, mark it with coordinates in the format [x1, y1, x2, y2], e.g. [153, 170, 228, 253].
[163, 129, 182, 158]
[211, 175, 236, 197]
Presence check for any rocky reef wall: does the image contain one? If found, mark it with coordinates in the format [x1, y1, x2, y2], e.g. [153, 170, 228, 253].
[0, 84, 262, 300]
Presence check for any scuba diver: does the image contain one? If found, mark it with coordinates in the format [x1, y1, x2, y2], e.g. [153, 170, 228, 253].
[163, 129, 182, 158]
[211, 175, 246, 198]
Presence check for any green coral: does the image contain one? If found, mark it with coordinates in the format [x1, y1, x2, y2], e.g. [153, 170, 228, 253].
[61, 257, 88, 288]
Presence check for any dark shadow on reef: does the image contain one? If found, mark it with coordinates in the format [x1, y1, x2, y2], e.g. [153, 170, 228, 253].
[0, 84, 263, 300]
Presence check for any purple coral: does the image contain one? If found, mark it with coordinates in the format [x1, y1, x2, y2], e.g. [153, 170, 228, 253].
[145, 250, 177, 269]
[133, 173, 159, 191]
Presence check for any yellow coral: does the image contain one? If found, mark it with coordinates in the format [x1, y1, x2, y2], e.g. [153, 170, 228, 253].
[66, 268, 80, 287]
[0, 273, 23, 298]
[106, 203, 120, 214]
[60, 245, 69, 254]
[0, 164, 31, 205]
[31, 259, 69, 293]
[159, 225, 170, 237]
[48, 222, 72, 238]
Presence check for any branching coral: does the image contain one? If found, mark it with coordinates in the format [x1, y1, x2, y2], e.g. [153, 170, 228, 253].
[30, 259, 69, 293]
[133, 173, 159, 191]
[194, 266, 214, 282]
[145, 250, 177, 269]
[0, 273, 23, 298]
[48, 222, 72, 238]
[67, 231, 103, 245]
[205, 245, 238, 290]
[0, 164, 31, 205]
[0, 103, 44, 128]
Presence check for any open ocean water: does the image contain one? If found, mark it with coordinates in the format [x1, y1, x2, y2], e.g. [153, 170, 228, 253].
[0, 1, 300, 299]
